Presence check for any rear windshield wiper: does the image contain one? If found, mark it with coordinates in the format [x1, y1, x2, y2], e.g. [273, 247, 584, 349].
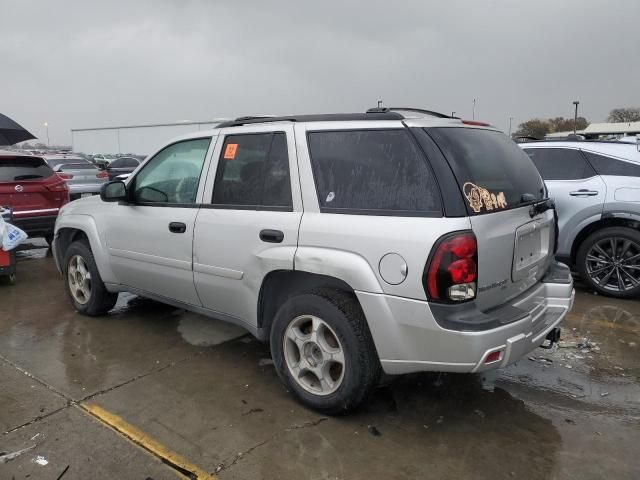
[13, 174, 44, 180]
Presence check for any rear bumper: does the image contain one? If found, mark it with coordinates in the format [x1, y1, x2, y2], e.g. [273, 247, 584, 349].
[12, 213, 57, 236]
[68, 184, 103, 199]
[357, 262, 575, 375]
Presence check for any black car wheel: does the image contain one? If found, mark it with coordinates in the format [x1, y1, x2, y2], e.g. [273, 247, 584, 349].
[577, 227, 640, 298]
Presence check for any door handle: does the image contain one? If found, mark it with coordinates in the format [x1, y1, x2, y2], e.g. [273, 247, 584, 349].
[259, 229, 284, 243]
[569, 189, 598, 197]
[169, 222, 187, 233]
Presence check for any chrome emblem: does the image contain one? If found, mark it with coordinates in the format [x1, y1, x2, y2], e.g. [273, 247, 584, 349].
[15, 185, 23, 192]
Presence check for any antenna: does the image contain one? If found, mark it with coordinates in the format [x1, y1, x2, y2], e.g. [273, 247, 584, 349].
[377, 100, 384, 108]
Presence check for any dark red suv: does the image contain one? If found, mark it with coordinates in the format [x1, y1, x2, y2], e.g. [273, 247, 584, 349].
[0, 153, 69, 244]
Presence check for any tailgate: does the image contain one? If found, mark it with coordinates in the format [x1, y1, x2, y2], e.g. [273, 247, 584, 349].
[471, 207, 554, 310]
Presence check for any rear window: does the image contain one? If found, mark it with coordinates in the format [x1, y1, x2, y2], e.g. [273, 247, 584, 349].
[58, 163, 97, 170]
[0, 157, 53, 181]
[306, 129, 441, 215]
[583, 151, 640, 177]
[426, 127, 545, 215]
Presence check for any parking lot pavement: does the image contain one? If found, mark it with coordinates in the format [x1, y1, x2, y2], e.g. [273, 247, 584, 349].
[1, 246, 639, 480]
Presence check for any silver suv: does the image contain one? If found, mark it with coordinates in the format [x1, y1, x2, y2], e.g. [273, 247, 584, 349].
[53, 109, 575, 413]
[521, 140, 640, 298]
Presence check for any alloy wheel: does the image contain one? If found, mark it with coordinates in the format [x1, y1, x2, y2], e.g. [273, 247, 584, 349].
[67, 255, 92, 304]
[585, 237, 640, 293]
[283, 315, 345, 396]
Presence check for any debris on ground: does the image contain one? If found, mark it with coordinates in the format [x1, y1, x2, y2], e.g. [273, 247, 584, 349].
[436, 416, 444, 424]
[0, 445, 35, 464]
[474, 409, 485, 418]
[33, 455, 48, 466]
[565, 418, 576, 425]
[367, 425, 382, 436]
[56, 465, 70, 480]
[600, 392, 610, 397]
[258, 358, 274, 367]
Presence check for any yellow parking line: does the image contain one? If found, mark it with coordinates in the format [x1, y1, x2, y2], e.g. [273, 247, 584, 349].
[80, 402, 216, 480]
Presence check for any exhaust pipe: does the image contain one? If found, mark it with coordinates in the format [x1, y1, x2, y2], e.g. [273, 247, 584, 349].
[540, 327, 561, 349]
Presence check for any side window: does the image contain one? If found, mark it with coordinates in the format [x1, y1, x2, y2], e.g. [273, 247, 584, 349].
[212, 132, 292, 209]
[133, 138, 211, 204]
[583, 152, 640, 177]
[524, 148, 596, 181]
[306, 129, 441, 215]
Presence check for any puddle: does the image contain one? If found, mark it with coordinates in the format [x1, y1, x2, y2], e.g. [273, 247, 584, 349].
[177, 312, 247, 347]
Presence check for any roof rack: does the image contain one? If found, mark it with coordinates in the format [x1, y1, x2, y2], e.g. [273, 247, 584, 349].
[216, 107, 455, 128]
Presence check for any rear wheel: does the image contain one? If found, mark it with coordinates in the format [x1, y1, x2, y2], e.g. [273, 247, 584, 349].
[577, 227, 640, 298]
[63, 240, 118, 315]
[270, 289, 381, 414]
[44, 234, 54, 246]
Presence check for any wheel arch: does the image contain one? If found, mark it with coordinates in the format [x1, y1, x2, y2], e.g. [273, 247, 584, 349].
[257, 270, 361, 340]
[570, 217, 640, 265]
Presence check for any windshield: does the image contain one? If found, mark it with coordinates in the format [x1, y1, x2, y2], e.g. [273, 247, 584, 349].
[425, 127, 545, 215]
[0, 157, 54, 181]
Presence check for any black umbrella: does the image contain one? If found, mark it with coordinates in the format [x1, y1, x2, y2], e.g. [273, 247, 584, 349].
[0, 113, 36, 145]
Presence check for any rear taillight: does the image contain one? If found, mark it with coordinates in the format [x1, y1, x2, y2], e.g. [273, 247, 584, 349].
[461, 119, 491, 127]
[45, 179, 69, 193]
[57, 172, 73, 180]
[96, 171, 108, 179]
[425, 231, 478, 303]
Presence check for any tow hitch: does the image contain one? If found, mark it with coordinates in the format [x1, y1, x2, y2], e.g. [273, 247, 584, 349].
[540, 327, 561, 349]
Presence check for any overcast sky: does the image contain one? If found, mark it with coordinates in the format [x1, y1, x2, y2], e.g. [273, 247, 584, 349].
[1, 0, 639, 145]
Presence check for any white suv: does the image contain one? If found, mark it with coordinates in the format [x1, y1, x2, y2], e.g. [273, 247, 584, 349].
[53, 109, 575, 413]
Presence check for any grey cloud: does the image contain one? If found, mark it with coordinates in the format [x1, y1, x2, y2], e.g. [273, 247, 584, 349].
[1, 0, 638, 144]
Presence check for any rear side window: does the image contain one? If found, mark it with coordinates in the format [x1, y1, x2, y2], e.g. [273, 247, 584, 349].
[306, 129, 441, 215]
[524, 148, 596, 180]
[583, 151, 640, 177]
[0, 157, 53, 181]
[212, 132, 292, 209]
[427, 128, 545, 215]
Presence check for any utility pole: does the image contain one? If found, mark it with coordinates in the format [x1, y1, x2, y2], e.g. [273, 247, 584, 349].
[472, 98, 476, 120]
[573, 101, 580, 134]
[377, 100, 383, 109]
[451, 111, 456, 117]
[508, 117, 513, 137]
[43, 122, 49, 146]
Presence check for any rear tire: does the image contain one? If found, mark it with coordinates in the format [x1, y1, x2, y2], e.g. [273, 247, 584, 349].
[44, 234, 54, 246]
[63, 240, 118, 315]
[270, 289, 381, 414]
[577, 227, 640, 299]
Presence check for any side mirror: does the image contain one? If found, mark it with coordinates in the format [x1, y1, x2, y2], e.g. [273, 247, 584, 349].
[100, 181, 127, 203]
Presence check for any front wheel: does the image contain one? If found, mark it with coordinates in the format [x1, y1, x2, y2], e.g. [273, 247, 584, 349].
[270, 289, 381, 414]
[577, 227, 640, 298]
[63, 240, 118, 315]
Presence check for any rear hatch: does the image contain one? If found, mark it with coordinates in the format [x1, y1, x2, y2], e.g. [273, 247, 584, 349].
[0, 156, 68, 216]
[426, 126, 554, 310]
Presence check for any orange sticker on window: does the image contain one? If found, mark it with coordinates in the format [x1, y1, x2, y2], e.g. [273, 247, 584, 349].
[223, 143, 238, 160]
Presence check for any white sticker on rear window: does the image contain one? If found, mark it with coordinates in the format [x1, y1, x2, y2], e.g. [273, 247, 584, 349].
[326, 191, 335, 203]
[463, 182, 507, 213]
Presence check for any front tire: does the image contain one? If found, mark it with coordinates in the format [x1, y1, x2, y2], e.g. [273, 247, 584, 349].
[577, 227, 640, 298]
[63, 240, 118, 315]
[270, 289, 381, 414]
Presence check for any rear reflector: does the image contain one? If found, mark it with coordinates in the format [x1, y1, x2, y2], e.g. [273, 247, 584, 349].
[485, 351, 502, 364]
[461, 119, 491, 127]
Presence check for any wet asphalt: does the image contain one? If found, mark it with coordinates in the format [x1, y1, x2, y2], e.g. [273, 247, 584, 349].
[1, 242, 639, 480]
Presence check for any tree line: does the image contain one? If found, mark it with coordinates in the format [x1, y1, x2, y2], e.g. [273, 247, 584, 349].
[515, 107, 640, 138]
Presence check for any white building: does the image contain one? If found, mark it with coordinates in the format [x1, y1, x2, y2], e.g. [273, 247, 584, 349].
[582, 121, 640, 139]
[71, 119, 228, 155]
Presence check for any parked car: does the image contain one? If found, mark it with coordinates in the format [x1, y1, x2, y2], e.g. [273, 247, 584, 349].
[105, 156, 140, 180]
[0, 151, 69, 245]
[52, 109, 574, 413]
[521, 140, 640, 298]
[44, 156, 109, 201]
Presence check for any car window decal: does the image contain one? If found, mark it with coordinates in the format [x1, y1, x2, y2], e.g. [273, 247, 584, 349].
[223, 143, 238, 160]
[463, 182, 507, 213]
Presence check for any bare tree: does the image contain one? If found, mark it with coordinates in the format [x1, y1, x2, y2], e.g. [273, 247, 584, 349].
[607, 108, 640, 123]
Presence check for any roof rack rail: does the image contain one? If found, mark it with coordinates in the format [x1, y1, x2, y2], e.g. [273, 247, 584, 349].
[216, 111, 404, 128]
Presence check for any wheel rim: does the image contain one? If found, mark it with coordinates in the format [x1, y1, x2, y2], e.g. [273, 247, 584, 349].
[283, 315, 345, 396]
[585, 236, 640, 293]
[67, 254, 92, 304]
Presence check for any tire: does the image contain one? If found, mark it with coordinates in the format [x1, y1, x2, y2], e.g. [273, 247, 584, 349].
[576, 226, 640, 299]
[270, 288, 381, 414]
[44, 234, 54, 246]
[63, 240, 118, 315]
